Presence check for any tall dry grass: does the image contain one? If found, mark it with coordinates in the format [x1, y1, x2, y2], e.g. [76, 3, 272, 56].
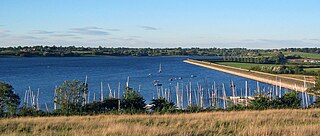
[1, 109, 320, 136]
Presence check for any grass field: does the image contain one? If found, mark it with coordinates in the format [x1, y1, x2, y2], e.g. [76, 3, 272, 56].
[283, 52, 320, 59]
[305, 68, 320, 72]
[215, 62, 277, 70]
[1, 109, 320, 136]
[258, 51, 320, 59]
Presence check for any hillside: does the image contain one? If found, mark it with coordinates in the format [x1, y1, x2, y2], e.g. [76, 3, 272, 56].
[1, 109, 320, 136]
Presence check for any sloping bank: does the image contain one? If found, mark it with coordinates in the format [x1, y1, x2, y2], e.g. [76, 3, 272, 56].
[184, 59, 315, 93]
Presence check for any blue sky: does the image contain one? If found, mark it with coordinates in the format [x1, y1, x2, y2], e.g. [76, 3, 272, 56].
[0, 0, 319, 48]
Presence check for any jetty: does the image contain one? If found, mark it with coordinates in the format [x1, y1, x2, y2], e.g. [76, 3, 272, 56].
[184, 59, 316, 94]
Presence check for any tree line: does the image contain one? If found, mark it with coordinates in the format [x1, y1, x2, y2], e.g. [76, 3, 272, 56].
[222, 52, 288, 64]
[1, 46, 318, 57]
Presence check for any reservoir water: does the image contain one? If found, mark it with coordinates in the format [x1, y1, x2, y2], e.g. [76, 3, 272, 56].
[0, 56, 304, 109]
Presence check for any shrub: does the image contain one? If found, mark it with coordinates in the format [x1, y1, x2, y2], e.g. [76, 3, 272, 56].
[151, 97, 174, 112]
[121, 87, 145, 112]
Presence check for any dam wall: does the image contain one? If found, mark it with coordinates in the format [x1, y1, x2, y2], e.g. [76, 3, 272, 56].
[184, 59, 316, 94]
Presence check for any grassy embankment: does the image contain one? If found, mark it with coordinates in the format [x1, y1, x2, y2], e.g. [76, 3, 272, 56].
[214, 62, 276, 70]
[215, 62, 316, 81]
[1, 109, 320, 135]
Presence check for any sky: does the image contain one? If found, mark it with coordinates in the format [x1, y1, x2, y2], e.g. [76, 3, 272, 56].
[0, 0, 319, 48]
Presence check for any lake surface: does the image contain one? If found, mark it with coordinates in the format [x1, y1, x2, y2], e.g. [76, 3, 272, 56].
[0, 56, 305, 109]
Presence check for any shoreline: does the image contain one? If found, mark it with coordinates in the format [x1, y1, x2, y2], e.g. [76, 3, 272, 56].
[184, 59, 316, 94]
[0, 55, 216, 58]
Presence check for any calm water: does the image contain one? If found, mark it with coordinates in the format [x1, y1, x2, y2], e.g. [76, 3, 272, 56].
[0, 56, 307, 109]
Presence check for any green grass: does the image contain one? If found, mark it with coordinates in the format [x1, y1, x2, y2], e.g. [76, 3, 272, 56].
[215, 62, 277, 70]
[259, 52, 277, 57]
[283, 52, 320, 59]
[304, 68, 320, 72]
[253, 51, 320, 60]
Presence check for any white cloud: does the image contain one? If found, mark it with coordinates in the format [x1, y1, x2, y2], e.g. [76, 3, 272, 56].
[69, 27, 109, 36]
[137, 25, 158, 30]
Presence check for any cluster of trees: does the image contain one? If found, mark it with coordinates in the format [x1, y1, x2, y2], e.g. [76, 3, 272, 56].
[226, 91, 303, 111]
[222, 52, 288, 64]
[0, 46, 244, 57]
[250, 65, 304, 74]
[249, 92, 301, 110]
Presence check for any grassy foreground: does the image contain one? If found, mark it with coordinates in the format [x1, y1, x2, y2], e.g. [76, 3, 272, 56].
[1, 109, 320, 136]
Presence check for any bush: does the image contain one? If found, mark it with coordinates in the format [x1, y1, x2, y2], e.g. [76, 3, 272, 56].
[83, 98, 119, 114]
[278, 92, 300, 108]
[151, 97, 174, 112]
[250, 95, 271, 110]
[186, 105, 203, 112]
[121, 87, 145, 112]
[18, 107, 45, 117]
[249, 92, 301, 110]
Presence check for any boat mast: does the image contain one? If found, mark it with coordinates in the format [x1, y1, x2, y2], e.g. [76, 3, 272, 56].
[100, 81, 104, 102]
[245, 81, 248, 107]
[159, 63, 162, 73]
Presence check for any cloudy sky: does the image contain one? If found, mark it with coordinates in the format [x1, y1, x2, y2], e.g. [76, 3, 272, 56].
[0, 0, 319, 48]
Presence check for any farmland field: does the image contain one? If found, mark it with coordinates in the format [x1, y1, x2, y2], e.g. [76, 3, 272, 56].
[305, 68, 320, 72]
[249, 51, 320, 60]
[282, 52, 320, 59]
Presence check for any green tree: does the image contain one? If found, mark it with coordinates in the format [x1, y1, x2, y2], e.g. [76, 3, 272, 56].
[249, 95, 271, 110]
[151, 97, 174, 112]
[278, 91, 301, 108]
[0, 82, 20, 117]
[274, 52, 286, 64]
[121, 87, 145, 112]
[249, 92, 301, 109]
[55, 80, 88, 113]
[83, 97, 119, 113]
